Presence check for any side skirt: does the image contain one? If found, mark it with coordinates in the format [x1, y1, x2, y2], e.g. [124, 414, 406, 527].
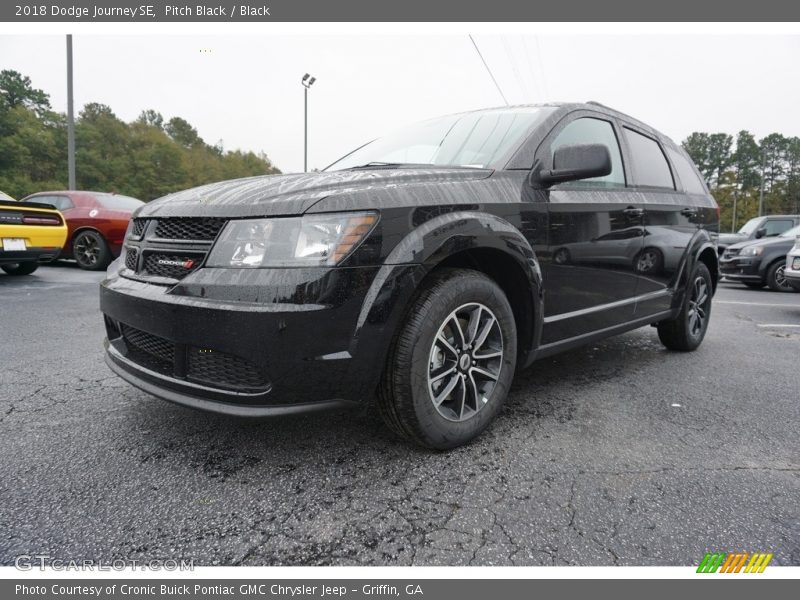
[527, 308, 676, 365]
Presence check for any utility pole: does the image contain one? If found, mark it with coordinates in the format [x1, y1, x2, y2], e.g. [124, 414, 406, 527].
[758, 146, 766, 217]
[301, 73, 316, 172]
[66, 35, 76, 190]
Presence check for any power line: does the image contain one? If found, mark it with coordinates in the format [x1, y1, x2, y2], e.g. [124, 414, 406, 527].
[468, 34, 509, 106]
[502, 35, 528, 102]
[520, 35, 543, 103]
[533, 35, 550, 101]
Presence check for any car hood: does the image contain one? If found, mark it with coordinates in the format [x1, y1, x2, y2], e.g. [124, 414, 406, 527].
[136, 168, 493, 219]
[728, 236, 794, 251]
[718, 232, 748, 245]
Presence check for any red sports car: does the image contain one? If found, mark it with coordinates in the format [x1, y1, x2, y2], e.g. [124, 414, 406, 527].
[22, 191, 144, 270]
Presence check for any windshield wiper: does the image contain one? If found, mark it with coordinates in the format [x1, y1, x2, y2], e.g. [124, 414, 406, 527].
[347, 162, 409, 170]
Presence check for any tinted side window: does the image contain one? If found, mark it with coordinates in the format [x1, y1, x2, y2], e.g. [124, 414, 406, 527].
[551, 117, 625, 188]
[624, 128, 675, 189]
[763, 219, 794, 236]
[27, 195, 73, 210]
[666, 147, 706, 194]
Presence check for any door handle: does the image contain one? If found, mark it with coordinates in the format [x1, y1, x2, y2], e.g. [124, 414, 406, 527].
[623, 206, 644, 217]
[681, 207, 698, 216]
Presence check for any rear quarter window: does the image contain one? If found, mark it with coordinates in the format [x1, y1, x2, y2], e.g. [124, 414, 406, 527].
[666, 147, 707, 195]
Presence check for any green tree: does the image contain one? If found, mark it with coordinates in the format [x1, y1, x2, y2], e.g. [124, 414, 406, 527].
[137, 109, 164, 130]
[0, 69, 51, 115]
[165, 116, 202, 148]
[732, 130, 760, 190]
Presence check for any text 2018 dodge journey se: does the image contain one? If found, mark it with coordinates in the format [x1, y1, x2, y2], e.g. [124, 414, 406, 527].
[101, 103, 720, 449]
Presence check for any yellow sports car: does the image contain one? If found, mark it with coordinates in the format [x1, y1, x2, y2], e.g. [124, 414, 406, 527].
[0, 191, 68, 276]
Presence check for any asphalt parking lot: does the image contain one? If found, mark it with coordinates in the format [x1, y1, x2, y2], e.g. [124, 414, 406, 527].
[0, 263, 798, 566]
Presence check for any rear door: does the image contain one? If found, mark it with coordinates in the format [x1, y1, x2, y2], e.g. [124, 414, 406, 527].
[620, 126, 697, 316]
[537, 112, 645, 345]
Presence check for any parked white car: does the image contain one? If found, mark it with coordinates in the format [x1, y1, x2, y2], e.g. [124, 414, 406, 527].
[785, 236, 800, 291]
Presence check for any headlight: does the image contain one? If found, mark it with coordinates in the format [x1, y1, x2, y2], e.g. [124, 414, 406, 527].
[206, 212, 378, 268]
[740, 246, 764, 257]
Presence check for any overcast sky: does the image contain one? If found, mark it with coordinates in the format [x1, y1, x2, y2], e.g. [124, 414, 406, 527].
[1, 34, 798, 173]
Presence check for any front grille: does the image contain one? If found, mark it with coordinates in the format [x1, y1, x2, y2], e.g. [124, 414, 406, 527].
[188, 348, 268, 391]
[124, 247, 138, 271]
[122, 324, 174, 367]
[131, 218, 148, 238]
[142, 253, 202, 279]
[153, 217, 226, 241]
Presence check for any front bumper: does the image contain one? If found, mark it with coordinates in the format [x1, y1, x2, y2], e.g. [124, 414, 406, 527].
[101, 263, 421, 415]
[785, 254, 800, 290]
[719, 255, 763, 282]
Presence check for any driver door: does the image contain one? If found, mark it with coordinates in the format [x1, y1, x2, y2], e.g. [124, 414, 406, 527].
[537, 113, 645, 346]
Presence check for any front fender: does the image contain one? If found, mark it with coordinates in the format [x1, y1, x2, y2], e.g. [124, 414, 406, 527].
[349, 212, 543, 396]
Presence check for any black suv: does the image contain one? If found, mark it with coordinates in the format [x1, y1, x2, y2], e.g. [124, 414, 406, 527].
[717, 214, 800, 255]
[101, 103, 720, 449]
[720, 224, 800, 292]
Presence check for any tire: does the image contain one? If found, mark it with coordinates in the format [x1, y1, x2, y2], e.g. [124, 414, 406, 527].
[553, 248, 571, 265]
[73, 230, 111, 271]
[657, 262, 713, 352]
[635, 247, 663, 274]
[744, 281, 765, 289]
[377, 268, 517, 449]
[766, 260, 795, 293]
[1, 262, 39, 276]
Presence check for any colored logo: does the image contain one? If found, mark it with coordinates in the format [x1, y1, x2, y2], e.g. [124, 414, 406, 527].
[697, 552, 773, 573]
[157, 258, 195, 269]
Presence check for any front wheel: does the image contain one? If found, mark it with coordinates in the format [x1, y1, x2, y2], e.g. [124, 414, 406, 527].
[1, 262, 39, 276]
[766, 260, 795, 292]
[377, 268, 517, 449]
[657, 262, 713, 351]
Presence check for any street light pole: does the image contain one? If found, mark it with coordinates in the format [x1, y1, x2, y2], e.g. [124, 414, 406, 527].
[301, 73, 316, 172]
[758, 146, 766, 217]
[304, 85, 307, 172]
[66, 34, 76, 190]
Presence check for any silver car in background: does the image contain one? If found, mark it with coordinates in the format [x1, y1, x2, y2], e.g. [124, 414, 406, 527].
[785, 236, 800, 291]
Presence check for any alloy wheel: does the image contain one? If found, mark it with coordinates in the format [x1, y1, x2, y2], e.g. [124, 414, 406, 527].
[686, 276, 709, 338]
[775, 264, 790, 290]
[75, 234, 99, 267]
[637, 250, 657, 273]
[427, 302, 504, 422]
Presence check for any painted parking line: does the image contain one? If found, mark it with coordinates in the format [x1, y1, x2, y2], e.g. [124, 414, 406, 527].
[716, 300, 800, 308]
[755, 324, 800, 328]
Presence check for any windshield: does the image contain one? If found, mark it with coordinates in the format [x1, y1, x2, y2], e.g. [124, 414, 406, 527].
[325, 107, 555, 171]
[95, 194, 144, 210]
[737, 218, 761, 235]
[779, 224, 800, 238]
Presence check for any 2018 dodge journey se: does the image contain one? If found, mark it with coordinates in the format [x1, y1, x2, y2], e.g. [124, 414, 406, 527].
[101, 102, 720, 449]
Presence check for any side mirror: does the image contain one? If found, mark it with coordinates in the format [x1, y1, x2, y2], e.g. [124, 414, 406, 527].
[533, 143, 612, 187]
[755, 227, 766, 239]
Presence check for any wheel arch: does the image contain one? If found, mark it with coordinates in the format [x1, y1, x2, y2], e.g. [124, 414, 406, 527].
[353, 212, 543, 378]
[696, 245, 719, 293]
[71, 225, 107, 243]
